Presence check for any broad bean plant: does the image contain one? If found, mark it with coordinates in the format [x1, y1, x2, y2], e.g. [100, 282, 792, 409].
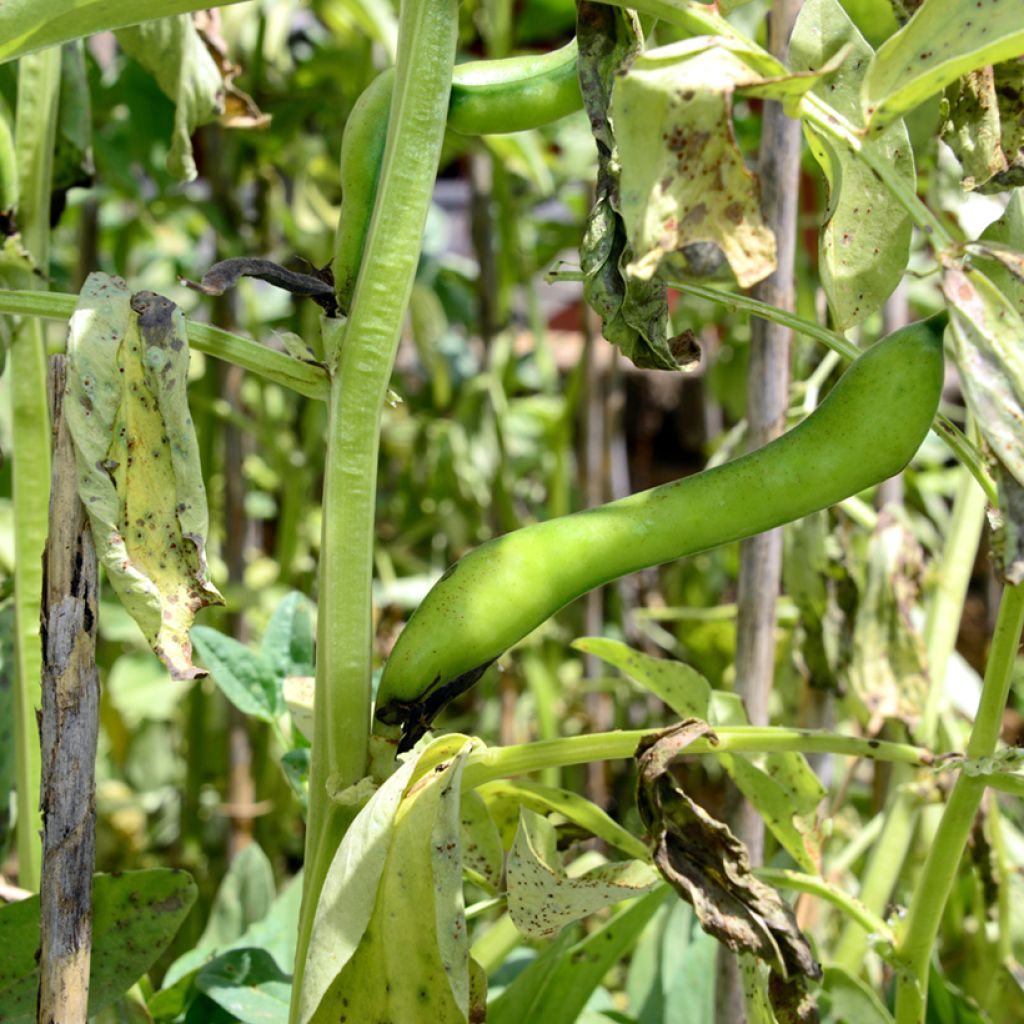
[0, 1, 1023, 1023]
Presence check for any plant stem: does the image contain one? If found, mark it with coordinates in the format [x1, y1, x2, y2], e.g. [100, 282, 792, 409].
[756, 867, 893, 943]
[290, 1, 458, 1015]
[893, 582, 1024, 1024]
[0, 290, 330, 400]
[461, 726, 936, 789]
[919, 468, 989, 746]
[9, 47, 61, 892]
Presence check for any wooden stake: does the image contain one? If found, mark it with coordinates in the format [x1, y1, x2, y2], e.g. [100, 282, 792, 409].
[37, 354, 100, 1024]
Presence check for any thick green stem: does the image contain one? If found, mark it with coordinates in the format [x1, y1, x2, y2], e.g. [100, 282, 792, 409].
[461, 726, 936, 789]
[289, 1, 458, 1017]
[893, 582, 1024, 1024]
[10, 47, 61, 892]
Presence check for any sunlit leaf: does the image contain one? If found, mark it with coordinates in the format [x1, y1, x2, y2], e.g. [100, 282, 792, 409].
[116, 16, 224, 181]
[460, 790, 504, 893]
[0, 0, 249, 63]
[507, 809, 659, 939]
[66, 273, 223, 679]
[863, 0, 1024, 132]
[192, 627, 280, 722]
[790, 0, 914, 327]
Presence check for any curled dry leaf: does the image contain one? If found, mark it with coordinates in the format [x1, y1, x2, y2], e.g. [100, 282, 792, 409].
[65, 273, 223, 679]
[635, 719, 821, 983]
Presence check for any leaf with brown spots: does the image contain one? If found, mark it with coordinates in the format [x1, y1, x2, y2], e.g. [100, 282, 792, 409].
[507, 808, 659, 939]
[943, 263, 1024, 581]
[635, 720, 822, 982]
[65, 273, 222, 680]
[610, 38, 809, 289]
[791, 0, 914, 328]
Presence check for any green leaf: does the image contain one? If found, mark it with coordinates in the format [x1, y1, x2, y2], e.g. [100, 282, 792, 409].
[115, 16, 224, 181]
[459, 790, 504, 893]
[304, 740, 475, 1023]
[975, 190, 1024, 317]
[489, 889, 669, 1024]
[863, 0, 1024, 132]
[261, 592, 316, 681]
[197, 843, 276, 952]
[195, 948, 291, 1024]
[508, 809, 659, 939]
[477, 776, 650, 860]
[0, 870, 195, 1021]
[53, 41, 93, 197]
[790, 0, 914, 327]
[820, 965, 894, 1023]
[192, 627, 281, 722]
[0, 0, 249, 65]
[66, 274, 223, 679]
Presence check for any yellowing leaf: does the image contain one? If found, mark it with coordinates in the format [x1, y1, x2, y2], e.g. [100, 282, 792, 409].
[610, 38, 783, 288]
[65, 273, 222, 679]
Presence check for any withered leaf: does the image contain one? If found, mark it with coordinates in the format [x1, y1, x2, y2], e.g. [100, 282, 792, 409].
[65, 273, 223, 679]
[635, 720, 821, 982]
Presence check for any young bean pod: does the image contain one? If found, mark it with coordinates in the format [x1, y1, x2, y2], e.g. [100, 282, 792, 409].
[333, 41, 583, 312]
[375, 319, 946, 750]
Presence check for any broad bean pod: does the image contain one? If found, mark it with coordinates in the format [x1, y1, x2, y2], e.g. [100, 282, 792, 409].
[375, 319, 946, 750]
[333, 40, 582, 312]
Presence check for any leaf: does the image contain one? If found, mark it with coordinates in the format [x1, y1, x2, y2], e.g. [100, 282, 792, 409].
[116, 16, 225, 181]
[53, 41, 94, 199]
[195, 949, 291, 1024]
[305, 740, 475, 1023]
[943, 264, 1024, 580]
[477, 777, 650, 860]
[975, 189, 1024, 317]
[65, 273, 223, 679]
[283, 676, 315, 742]
[460, 790, 504, 893]
[508, 809, 660, 939]
[610, 38, 783, 289]
[821, 965, 894, 1023]
[844, 513, 929, 728]
[635, 721, 821, 982]
[261, 591, 316, 681]
[863, 0, 1024, 132]
[489, 889, 668, 1024]
[0, 0, 250, 64]
[197, 843, 276, 952]
[790, 0, 914, 328]
[576, 2, 676, 371]
[576, 638, 824, 872]
[192, 627, 281, 722]
[941, 60, 1024, 193]
[0, 870, 195, 1022]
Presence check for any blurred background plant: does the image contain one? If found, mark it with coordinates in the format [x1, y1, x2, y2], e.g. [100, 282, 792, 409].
[1, 1, 1022, 1022]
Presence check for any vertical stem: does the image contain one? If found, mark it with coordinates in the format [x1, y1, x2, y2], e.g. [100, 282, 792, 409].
[291, 2, 458, 1015]
[919, 468, 987, 748]
[718, 2, 802, 1019]
[10, 47, 61, 892]
[38, 356, 100, 1023]
[893, 582, 1024, 1024]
